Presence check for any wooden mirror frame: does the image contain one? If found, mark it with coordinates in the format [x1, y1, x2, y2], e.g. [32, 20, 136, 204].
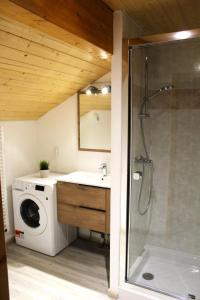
[77, 91, 111, 153]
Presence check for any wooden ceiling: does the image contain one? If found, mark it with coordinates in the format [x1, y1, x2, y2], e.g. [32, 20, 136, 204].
[0, 0, 112, 120]
[79, 94, 111, 117]
[103, 0, 200, 35]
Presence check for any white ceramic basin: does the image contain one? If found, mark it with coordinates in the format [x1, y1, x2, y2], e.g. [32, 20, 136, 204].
[59, 171, 111, 188]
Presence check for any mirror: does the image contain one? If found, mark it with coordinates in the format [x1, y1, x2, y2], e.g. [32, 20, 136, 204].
[78, 84, 111, 152]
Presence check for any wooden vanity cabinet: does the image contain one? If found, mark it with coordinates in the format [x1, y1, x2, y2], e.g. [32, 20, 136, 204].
[57, 182, 110, 233]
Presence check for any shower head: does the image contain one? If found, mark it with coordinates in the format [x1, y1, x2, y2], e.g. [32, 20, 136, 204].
[138, 84, 174, 119]
[149, 85, 174, 99]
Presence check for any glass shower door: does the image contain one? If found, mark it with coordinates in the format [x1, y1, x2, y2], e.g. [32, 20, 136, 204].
[126, 46, 152, 280]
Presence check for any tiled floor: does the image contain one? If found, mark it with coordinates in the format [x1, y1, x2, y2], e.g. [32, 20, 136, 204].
[129, 246, 200, 300]
[7, 239, 111, 300]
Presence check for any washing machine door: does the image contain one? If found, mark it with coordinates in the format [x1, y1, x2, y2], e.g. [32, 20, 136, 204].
[17, 193, 48, 235]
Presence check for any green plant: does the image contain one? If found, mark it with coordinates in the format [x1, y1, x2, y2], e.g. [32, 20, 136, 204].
[40, 160, 49, 170]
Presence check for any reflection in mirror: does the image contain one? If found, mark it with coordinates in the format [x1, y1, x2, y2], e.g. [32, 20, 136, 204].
[78, 83, 111, 152]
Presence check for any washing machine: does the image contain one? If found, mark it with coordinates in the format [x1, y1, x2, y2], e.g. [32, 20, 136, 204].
[12, 172, 77, 256]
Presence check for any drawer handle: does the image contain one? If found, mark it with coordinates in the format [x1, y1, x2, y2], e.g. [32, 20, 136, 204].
[79, 205, 105, 212]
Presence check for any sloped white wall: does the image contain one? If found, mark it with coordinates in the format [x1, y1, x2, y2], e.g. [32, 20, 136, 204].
[37, 94, 110, 173]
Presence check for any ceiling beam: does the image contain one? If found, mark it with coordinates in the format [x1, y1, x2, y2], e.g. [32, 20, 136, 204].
[8, 0, 113, 54]
[129, 28, 200, 45]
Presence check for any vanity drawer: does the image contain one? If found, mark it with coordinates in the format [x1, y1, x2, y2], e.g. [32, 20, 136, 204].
[58, 203, 106, 232]
[57, 182, 106, 210]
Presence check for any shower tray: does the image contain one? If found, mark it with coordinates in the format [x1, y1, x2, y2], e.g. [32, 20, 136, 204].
[128, 246, 200, 300]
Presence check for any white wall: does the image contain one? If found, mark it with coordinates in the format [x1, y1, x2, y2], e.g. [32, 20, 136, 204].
[2, 121, 38, 241]
[3, 96, 110, 243]
[110, 10, 143, 298]
[37, 94, 110, 173]
[109, 11, 123, 298]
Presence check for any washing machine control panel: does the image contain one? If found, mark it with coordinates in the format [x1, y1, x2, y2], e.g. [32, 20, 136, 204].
[35, 185, 45, 192]
[13, 181, 45, 192]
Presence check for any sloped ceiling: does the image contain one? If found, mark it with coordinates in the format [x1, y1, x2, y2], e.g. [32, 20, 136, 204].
[103, 0, 200, 35]
[0, 0, 112, 120]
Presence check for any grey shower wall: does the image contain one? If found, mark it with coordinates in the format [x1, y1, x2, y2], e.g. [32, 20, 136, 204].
[146, 39, 200, 256]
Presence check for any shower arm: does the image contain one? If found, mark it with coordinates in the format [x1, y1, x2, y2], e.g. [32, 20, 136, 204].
[140, 85, 174, 115]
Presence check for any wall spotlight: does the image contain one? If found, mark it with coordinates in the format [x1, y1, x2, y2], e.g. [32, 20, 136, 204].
[83, 84, 111, 95]
[85, 86, 98, 95]
[101, 85, 111, 95]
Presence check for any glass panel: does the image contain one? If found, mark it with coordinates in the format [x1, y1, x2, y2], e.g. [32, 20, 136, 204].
[126, 38, 200, 300]
[127, 46, 152, 277]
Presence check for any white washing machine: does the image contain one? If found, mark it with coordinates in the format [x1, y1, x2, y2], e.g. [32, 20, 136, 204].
[12, 173, 77, 256]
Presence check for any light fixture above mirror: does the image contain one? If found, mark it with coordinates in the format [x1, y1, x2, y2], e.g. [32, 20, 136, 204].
[81, 83, 111, 96]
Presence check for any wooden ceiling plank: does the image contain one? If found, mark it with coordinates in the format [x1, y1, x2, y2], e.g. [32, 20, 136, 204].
[0, 29, 110, 76]
[0, 0, 112, 55]
[0, 62, 88, 87]
[0, 87, 73, 97]
[0, 59, 91, 85]
[103, 0, 200, 35]
[0, 70, 87, 91]
[0, 80, 77, 94]
[0, 85, 74, 97]
[0, 80, 79, 93]
[0, 43, 106, 80]
[0, 40, 108, 78]
[0, 68, 86, 89]
[10, 0, 113, 53]
[0, 94, 67, 104]
[0, 15, 111, 70]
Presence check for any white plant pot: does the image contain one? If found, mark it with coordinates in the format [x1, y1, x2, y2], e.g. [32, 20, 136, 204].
[40, 169, 50, 178]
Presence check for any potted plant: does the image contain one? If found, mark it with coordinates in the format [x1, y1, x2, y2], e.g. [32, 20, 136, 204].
[40, 160, 50, 178]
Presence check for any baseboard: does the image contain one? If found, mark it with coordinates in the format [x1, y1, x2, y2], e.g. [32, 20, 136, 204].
[108, 288, 119, 299]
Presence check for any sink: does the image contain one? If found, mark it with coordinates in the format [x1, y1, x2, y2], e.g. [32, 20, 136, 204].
[59, 171, 111, 188]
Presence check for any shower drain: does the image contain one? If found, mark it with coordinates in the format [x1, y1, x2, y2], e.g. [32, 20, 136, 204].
[142, 272, 154, 280]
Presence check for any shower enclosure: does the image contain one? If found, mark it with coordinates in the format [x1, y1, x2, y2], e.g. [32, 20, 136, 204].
[126, 37, 200, 300]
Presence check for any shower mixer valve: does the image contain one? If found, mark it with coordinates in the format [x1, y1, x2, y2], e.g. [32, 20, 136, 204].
[133, 171, 142, 180]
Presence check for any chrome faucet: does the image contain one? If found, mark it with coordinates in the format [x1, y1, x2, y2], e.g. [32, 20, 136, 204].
[99, 163, 107, 177]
